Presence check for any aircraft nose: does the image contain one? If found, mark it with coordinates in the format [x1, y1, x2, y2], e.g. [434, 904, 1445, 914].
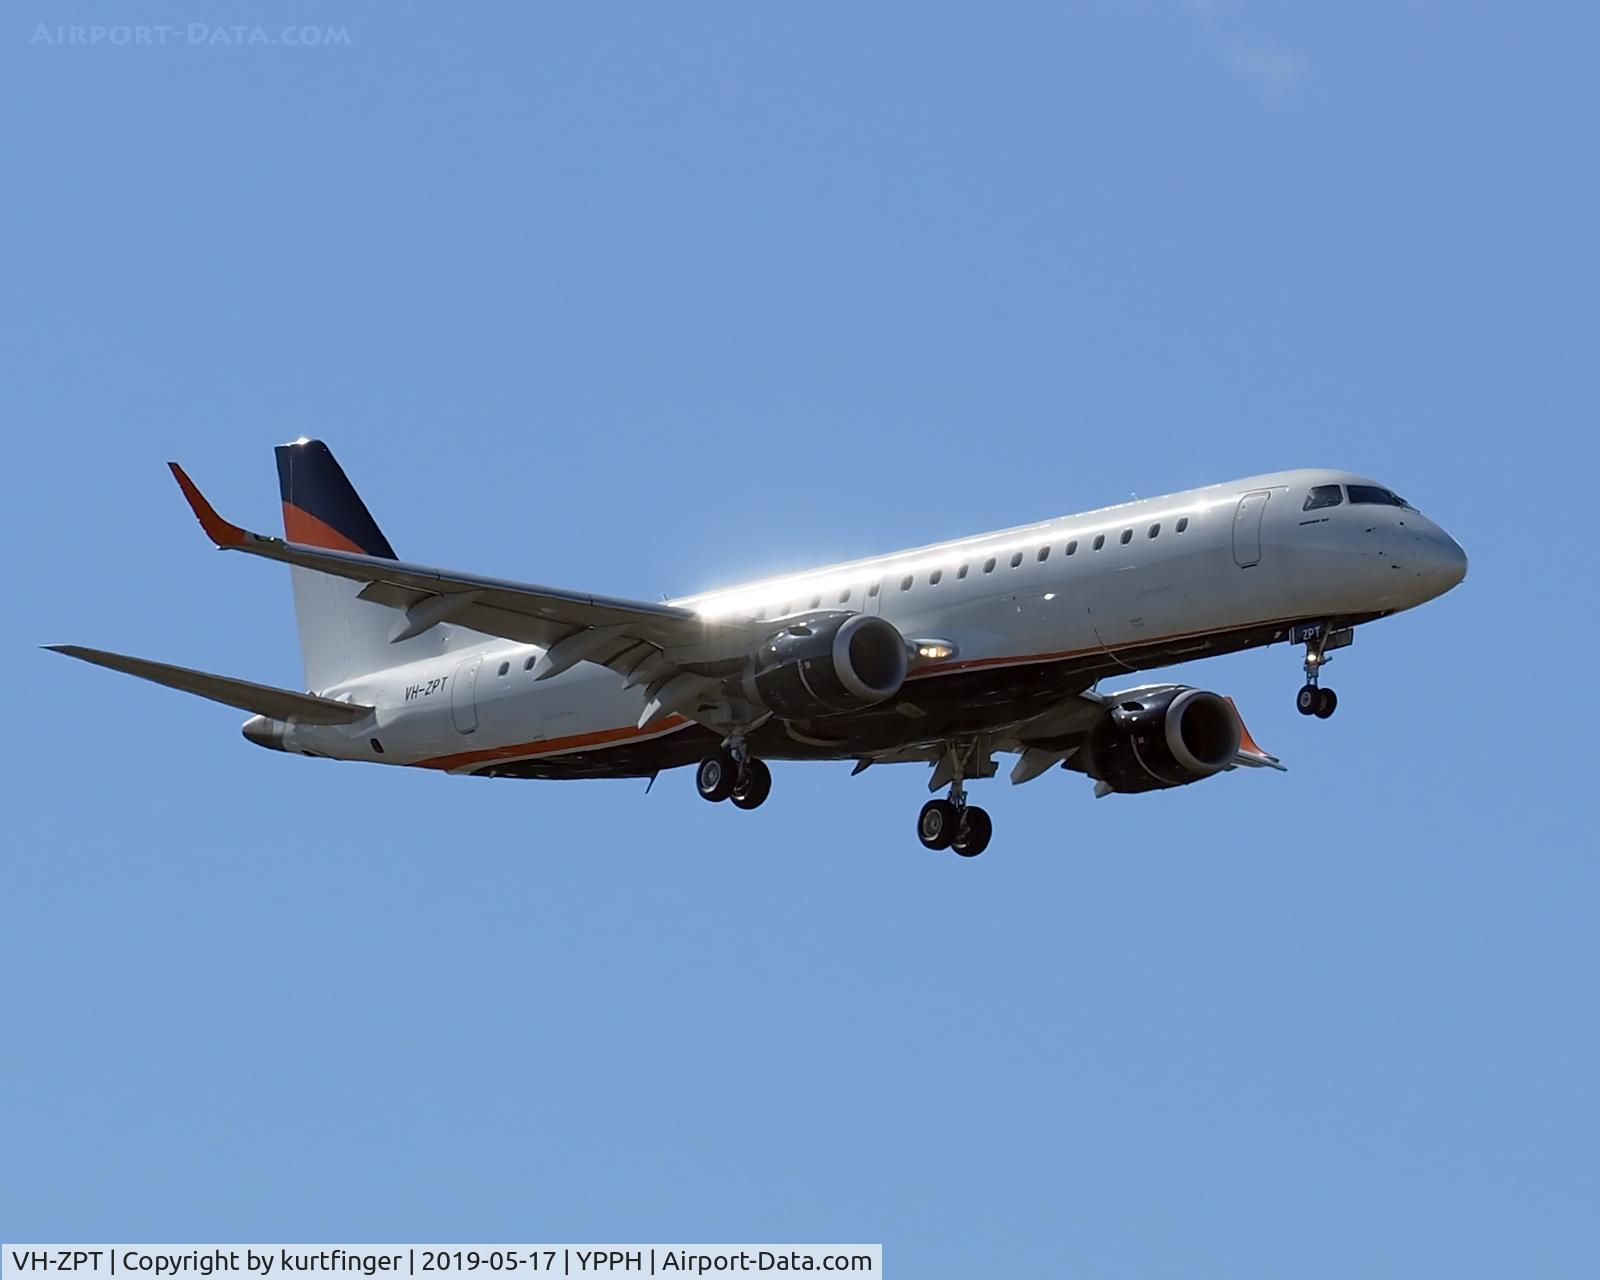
[1421, 530, 1468, 592]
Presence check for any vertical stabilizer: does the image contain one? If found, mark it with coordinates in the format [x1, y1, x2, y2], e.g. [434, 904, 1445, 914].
[274, 439, 440, 689]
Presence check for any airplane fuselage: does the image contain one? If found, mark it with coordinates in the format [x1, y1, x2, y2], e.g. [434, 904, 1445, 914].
[273, 468, 1466, 778]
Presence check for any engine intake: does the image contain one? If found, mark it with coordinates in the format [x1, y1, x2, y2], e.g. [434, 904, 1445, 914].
[1085, 686, 1241, 794]
[744, 611, 908, 719]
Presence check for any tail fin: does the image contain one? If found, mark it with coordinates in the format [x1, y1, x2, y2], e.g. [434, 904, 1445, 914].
[276, 437, 396, 558]
[275, 438, 419, 690]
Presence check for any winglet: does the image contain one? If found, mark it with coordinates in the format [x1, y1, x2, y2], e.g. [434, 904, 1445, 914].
[168, 462, 248, 547]
[1225, 696, 1287, 771]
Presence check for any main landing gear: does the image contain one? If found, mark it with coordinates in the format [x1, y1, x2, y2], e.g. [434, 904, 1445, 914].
[695, 747, 772, 810]
[917, 779, 993, 857]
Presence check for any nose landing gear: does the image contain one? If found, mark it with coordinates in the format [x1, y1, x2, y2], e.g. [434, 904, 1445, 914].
[1296, 682, 1337, 718]
[1292, 622, 1351, 719]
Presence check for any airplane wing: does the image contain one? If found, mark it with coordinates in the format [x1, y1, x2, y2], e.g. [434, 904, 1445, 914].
[44, 645, 373, 724]
[169, 463, 759, 722]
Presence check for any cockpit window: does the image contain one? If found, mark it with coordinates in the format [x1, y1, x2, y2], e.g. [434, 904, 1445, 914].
[1303, 484, 1343, 511]
[1347, 484, 1411, 509]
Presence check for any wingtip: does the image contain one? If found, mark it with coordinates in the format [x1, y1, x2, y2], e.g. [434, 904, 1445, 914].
[1225, 695, 1286, 770]
[168, 462, 246, 547]
[41, 644, 99, 665]
[1225, 695, 1263, 748]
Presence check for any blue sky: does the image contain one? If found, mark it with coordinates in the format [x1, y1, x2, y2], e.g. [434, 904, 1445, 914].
[3, 2, 1596, 1274]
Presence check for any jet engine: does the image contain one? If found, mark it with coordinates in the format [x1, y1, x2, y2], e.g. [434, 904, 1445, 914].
[743, 611, 908, 719]
[1085, 685, 1242, 794]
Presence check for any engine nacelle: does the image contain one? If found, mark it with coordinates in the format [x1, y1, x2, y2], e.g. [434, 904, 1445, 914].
[1085, 686, 1242, 794]
[743, 611, 908, 719]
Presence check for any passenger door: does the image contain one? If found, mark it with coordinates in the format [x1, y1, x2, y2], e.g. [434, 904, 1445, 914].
[1232, 490, 1271, 568]
[450, 656, 481, 734]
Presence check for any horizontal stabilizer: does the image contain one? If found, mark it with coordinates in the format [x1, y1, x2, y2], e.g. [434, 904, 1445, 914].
[43, 645, 373, 725]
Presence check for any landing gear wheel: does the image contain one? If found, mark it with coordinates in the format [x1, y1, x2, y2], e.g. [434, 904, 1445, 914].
[1296, 684, 1320, 716]
[730, 758, 772, 810]
[917, 799, 960, 851]
[952, 806, 993, 857]
[1315, 688, 1338, 719]
[695, 750, 738, 803]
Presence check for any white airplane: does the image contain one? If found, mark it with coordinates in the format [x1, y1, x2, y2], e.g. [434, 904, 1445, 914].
[50, 439, 1466, 855]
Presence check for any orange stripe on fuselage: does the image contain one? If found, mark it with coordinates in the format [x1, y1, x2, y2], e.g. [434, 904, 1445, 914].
[414, 714, 693, 771]
[282, 503, 370, 554]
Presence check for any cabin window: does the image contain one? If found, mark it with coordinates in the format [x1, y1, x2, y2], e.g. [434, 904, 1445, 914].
[524, 655, 537, 671]
[1036, 546, 1050, 562]
[1176, 517, 1189, 533]
[837, 589, 850, 604]
[1009, 552, 1023, 568]
[900, 575, 913, 591]
[370, 738, 384, 754]
[868, 582, 880, 597]
[1148, 523, 1160, 538]
[809, 594, 821, 610]
[497, 661, 510, 676]
[929, 569, 943, 585]
[983, 557, 996, 573]
[1093, 534, 1105, 551]
[957, 563, 969, 579]
[1119, 528, 1131, 545]
[1304, 484, 1344, 511]
[1066, 540, 1078, 556]
[1347, 483, 1410, 508]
